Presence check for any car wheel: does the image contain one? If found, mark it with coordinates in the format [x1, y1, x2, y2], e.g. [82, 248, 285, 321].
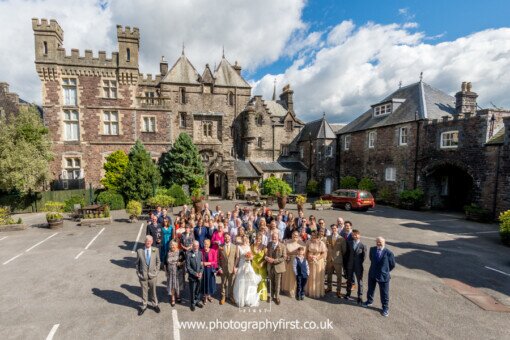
[344, 203, 352, 211]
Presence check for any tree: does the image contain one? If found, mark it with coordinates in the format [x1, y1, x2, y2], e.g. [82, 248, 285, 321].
[121, 140, 161, 201]
[159, 133, 205, 191]
[261, 176, 292, 197]
[101, 150, 129, 191]
[339, 176, 358, 189]
[0, 106, 53, 194]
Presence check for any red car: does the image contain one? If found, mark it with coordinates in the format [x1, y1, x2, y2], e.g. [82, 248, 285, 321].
[321, 189, 375, 211]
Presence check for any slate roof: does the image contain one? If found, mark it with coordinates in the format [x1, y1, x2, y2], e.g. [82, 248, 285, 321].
[201, 64, 215, 84]
[163, 54, 200, 84]
[253, 162, 290, 172]
[486, 127, 506, 145]
[339, 81, 457, 134]
[234, 160, 260, 178]
[265, 100, 288, 117]
[278, 161, 308, 171]
[298, 116, 336, 142]
[330, 123, 346, 133]
[214, 58, 251, 88]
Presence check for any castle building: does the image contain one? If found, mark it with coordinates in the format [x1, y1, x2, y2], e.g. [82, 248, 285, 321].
[0, 82, 38, 120]
[32, 18, 304, 198]
[337, 80, 510, 215]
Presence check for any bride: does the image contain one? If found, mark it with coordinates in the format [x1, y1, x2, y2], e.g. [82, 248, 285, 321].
[233, 236, 262, 307]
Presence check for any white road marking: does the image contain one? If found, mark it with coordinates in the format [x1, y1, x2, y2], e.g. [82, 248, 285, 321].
[132, 223, 144, 253]
[3, 233, 59, 265]
[26, 233, 59, 252]
[0, 236, 7, 241]
[172, 309, 181, 340]
[75, 227, 105, 260]
[484, 266, 510, 277]
[46, 324, 60, 340]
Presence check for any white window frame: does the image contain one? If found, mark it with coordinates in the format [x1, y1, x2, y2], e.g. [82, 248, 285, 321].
[325, 145, 333, 157]
[103, 111, 119, 135]
[142, 116, 156, 133]
[344, 135, 351, 150]
[440, 131, 459, 149]
[299, 146, 304, 159]
[373, 103, 392, 117]
[63, 157, 82, 179]
[62, 78, 77, 106]
[103, 79, 117, 99]
[63, 110, 79, 141]
[368, 131, 376, 149]
[385, 167, 396, 181]
[399, 127, 408, 146]
[203, 121, 213, 137]
[145, 91, 155, 104]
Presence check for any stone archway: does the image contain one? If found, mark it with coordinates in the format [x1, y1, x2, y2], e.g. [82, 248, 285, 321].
[208, 170, 227, 199]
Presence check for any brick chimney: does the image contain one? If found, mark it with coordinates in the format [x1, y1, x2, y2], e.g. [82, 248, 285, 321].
[455, 81, 478, 114]
[160, 56, 168, 75]
[279, 84, 294, 112]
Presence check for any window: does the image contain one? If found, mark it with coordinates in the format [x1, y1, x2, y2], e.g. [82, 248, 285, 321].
[256, 114, 263, 126]
[179, 112, 186, 128]
[344, 135, 351, 150]
[179, 87, 186, 104]
[400, 180, 406, 192]
[399, 127, 408, 146]
[126, 48, 131, 62]
[63, 158, 81, 179]
[299, 146, 304, 159]
[257, 137, 263, 148]
[64, 110, 79, 141]
[325, 145, 333, 157]
[43, 41, 48, 55]
[145, 91, 155, 104]
[385, 167, 396, 181]
[142, 116, 156, 133]
[203, 121, 213, 137]
[281, 144, 289, 156]
[285, 121, 293, 132]
[102, 80, 117, 99]
[103, 111, 119, 135]
[440, 131, 459, 149]
[368, 131, 376, 148]
[228, 92, 234, 106]
[374, 103, 392, 117]
[62, 78, 77, 106]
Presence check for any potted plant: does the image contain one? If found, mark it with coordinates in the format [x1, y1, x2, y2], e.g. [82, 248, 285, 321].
[296, 195, 307, 212]
[146, 194, 175, 210]
[236, 183, 247, 199]
[0, 207, 26, 232]
[464, 204, 492, 222]
[126, 200, 142, 222]
[191, 188, 205, 212]
[46, 212, 64, 229]
[312, 199, 333, 210]
[499, 210, 510, 246]
[261, 177, 292, 209]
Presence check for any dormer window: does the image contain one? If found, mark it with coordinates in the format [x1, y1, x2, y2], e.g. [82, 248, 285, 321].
[374, 103, 392, 117]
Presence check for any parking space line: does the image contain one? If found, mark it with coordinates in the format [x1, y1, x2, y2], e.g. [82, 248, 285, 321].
[484, 266, 510, 277]
[75, 227, 105, 260]
[2, 233, 59, 265]
[0, 236, 7, 241]
[172, 309, 181, 340]
[46, 324, 59, 340]
[132, 223, 144, 253]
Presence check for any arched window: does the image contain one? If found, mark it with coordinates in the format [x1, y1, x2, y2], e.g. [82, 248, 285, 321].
[228, 92, 234, 106]
[256, 114, 263, 126]
[126, 48, 131, 62]
[43, 41, 48, 55]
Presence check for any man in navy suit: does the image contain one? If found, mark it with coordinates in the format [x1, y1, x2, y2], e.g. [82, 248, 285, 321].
[344, 229, 366, 304]
[363, 236, 395, 317]
[193, 219, 210, 249]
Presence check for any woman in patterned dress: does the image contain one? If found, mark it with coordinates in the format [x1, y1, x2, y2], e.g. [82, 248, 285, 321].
[166, 241, 185, 306]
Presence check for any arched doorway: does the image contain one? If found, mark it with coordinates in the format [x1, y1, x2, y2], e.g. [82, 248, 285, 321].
[424, 163, 474, 210]
[324, 177, 333, 194]
[209, 171, 227, 198]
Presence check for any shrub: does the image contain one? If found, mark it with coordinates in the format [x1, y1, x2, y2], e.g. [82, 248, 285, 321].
[306, 179, 319, 195]
[167, 184, 191, 206]
[377, 186, 394, 204]
[262, 177, 292, 197]
[340, 176, 358, 189]
[101, 150, 129, 192]
[44, 201, 65, 213]
[296, 195, 307, 205]
[399, 188, 425, 209]
[103, 205, 110, 218]
[126, 200, 142, 218]
[146, 194, 175, 208]
[191, 188, 205, 202]
[499, 210, 510, 246]
[0, 206, 18, 225]
[46, 212, 63, 221]
[314, 199, 332, 205]
[236, 183, 246, 195]
[64, 196, 86, 212]
[97, 190, 125, 210]
[250, 182, 259, 193]
[358, 177, 376, 192]
[464, 204, 492, 222]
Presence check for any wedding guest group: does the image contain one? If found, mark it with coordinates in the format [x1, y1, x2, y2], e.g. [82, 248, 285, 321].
[136, 203, 395, 316]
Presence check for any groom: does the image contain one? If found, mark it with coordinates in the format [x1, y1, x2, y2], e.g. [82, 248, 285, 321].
[218, 234, 238, 305]
[186, 240, 204, 311]
[265, 232, 287, 305]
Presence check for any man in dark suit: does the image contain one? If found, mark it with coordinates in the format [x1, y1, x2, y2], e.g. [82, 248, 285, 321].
[344, 229, 366, 304]
[295, 210, 306, 233]
[186, 240, 204, 311]
[363, 237, 395, 317]
[146, 215, 162, 263]
[193, 219, 210, 249]
[157, 208, 173, 227]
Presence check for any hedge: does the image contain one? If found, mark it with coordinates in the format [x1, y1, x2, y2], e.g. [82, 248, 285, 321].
[96, 190, 125, 210]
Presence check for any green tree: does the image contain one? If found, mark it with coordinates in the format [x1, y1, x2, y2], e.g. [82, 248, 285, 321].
[159, 133, 205, 191]
[101, 150, 129, 191]
[121, 140, 161, 201]
[0, 106, 53, 194]
[340, 176, 358, 189]
[261, 176, 292, 197]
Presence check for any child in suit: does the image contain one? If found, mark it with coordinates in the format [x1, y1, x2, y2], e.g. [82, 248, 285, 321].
[293, 247, 309, 301]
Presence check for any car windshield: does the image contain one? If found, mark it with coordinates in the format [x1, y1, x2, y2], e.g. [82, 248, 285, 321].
[359, 192, 372, 199]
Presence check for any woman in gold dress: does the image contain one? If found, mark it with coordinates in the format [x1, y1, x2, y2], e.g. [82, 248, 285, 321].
[281, 231, 306, 298]
[251, 233, 268, 302]
[306, 230, 327, 298]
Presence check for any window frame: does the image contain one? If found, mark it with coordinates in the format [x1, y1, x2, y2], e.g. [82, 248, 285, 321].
[103, 79, 117, 99]
[399, 127, 408, 146]
[103, 111, 119, 135]
[373, 103, 392, 117]
[285, 120, 293, 132]
[440, 131, 459, 149]
[179, 112, 187, 128]
[281, 144, 289, 156]
[368, 131, 376, 149]
[325, 145, 333, 157]
[179, 87, 186, 104]
[344, 135, 351, 150]
[63, 157, 82, 179]
[257, 137, 263, 149]
[203, 121, 213, 137]
[142, 116, 156, 133]
[62, 78, 77, 107]
[385, 167, 396, 182]
[63, 109, 79, 141]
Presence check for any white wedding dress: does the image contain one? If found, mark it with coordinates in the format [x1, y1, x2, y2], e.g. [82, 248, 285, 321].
[233, 245, 262, 307]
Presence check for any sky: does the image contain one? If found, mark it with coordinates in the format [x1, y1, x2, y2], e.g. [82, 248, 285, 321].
[1, 0, 510, 123]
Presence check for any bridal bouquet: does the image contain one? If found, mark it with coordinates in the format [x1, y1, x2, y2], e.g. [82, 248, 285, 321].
[245, 251, 254, 261]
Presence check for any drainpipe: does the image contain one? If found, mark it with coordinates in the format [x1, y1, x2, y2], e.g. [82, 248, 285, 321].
[413, 111, 420, 189]
[492, 145, 501, 218]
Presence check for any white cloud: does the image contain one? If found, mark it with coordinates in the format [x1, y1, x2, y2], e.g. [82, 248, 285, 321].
[253, 22, 510, 123]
